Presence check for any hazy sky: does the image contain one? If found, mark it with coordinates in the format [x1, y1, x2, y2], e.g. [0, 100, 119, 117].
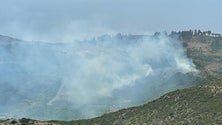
[0, 0, 221, 41]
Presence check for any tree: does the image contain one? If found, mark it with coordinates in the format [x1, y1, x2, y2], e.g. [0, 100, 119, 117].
[194, 29, 197, 36]
[207, 30, 212, 36]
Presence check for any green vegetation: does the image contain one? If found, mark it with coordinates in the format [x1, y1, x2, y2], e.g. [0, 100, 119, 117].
[53, 70, 222, 124]
[55, 80, 222, 125]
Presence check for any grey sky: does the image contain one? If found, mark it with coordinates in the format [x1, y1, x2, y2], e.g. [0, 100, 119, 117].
[0, 0, 221, 42]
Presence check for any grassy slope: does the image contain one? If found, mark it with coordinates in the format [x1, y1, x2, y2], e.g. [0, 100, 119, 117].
[58, 83, 221, 125]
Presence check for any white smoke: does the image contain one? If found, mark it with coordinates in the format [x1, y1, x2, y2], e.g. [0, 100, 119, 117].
[0, 34, 197, 120]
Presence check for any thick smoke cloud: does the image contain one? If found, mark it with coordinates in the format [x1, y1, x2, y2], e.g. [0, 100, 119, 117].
[0, 34, 197, 120]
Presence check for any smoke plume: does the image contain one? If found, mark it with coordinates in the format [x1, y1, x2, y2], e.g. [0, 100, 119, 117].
[0, 34, 197, 120]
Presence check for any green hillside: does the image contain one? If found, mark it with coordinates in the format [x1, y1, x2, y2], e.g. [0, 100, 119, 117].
[57, 81, 222, 125]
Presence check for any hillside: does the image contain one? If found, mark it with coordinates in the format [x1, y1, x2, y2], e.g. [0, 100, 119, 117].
[1, 30, 222, 125]
[53, 30, 222, 125]
[56, 81, 222, 125]
[0, 32, 199, 120]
